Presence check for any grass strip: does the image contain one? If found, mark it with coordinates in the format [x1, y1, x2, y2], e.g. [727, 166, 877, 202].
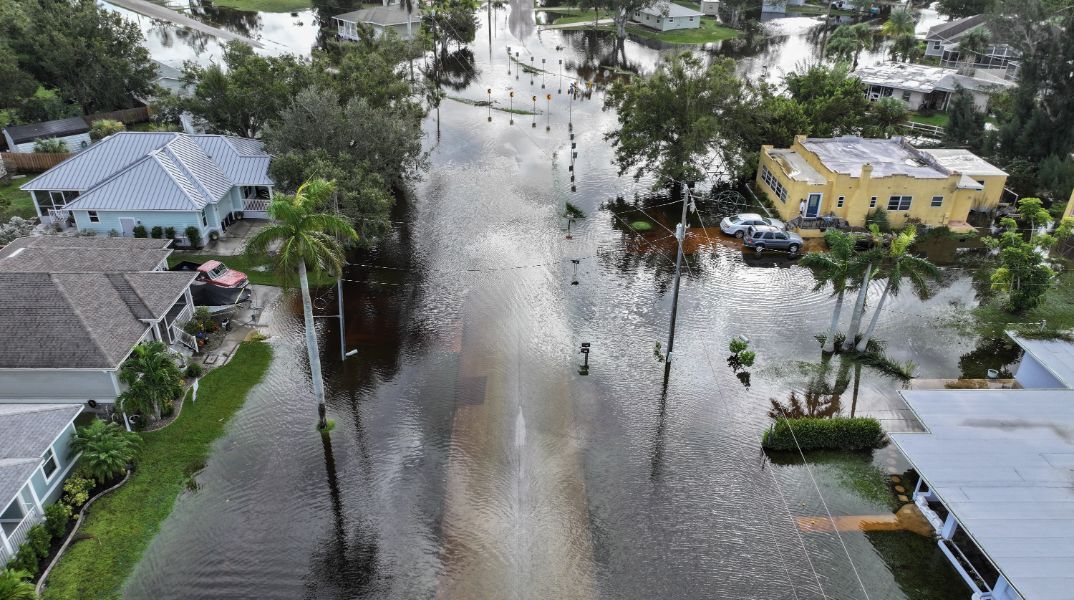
[42, 340, 274, 600]
[0, 178, 36, 221]
[625, 18, 738, 44]
[168, 253, 334, 287]
[208, 0, 312, 12]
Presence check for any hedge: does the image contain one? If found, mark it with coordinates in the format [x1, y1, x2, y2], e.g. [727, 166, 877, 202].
[762, 417, 884, 451]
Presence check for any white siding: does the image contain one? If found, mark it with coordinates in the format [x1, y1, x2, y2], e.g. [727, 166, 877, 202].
[72, 209, 205, 240]
[1015, 356, 1065, 389]
[10, 132, 92, 154]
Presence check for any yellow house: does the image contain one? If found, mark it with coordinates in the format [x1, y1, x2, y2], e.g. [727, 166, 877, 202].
[756, 136, 1008, 235]
[1064, 185, 1074, 220]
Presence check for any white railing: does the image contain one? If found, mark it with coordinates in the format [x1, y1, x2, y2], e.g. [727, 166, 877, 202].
[5, 505, 42, 551]
[171, 325, 197, 351]
[0, 539, 11, 567]
[47, 209, 71, 226]
[243, 198, 270, 213]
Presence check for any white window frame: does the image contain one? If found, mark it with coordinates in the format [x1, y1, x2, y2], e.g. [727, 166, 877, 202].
[88, 210, 100, 223]
[41, 447, 59, 483]
[931, 196, 944, 207]
[200, 210, 208, 227]
[869, 196, 877, 208]
[887, 195, 912, 211]
[837, 196, 845, 208]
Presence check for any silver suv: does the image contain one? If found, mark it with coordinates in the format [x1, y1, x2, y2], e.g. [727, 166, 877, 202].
[743, 225, 803, 254]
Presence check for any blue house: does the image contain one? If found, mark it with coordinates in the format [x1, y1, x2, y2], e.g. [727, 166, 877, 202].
[0, 404, 82, 567]
[20, 132, 273, 247]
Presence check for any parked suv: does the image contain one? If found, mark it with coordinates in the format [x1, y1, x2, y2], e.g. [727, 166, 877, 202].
[743, 225, 803, 254]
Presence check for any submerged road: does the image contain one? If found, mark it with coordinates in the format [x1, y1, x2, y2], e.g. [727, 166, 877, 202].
[107, 0, 262, 47]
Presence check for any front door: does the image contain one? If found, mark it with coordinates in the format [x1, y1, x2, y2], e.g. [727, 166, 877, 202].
[119, 217, 137, 237]
[806, 193, 822, 218]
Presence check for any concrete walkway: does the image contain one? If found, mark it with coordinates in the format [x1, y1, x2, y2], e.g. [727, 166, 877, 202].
[107, 0, 262, 47]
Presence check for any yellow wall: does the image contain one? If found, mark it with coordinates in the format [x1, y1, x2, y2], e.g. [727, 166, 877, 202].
[1065, 187, 1074, 220]
[755, 139, 1007, 229]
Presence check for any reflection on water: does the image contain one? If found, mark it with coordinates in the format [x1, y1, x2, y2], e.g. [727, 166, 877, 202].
[122, 2, 979, 599]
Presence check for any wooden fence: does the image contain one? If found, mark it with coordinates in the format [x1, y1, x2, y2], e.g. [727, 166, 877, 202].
[84, 106, 151, 125]
[1, 152, 72, 173]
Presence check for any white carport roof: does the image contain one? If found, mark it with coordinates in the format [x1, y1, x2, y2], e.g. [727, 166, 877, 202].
[891, 389, 1074, 600]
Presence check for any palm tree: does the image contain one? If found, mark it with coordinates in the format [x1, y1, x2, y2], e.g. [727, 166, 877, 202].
[881, 9, 915, 38]
[70, 420, 142, 483]
[826, 23, 873, 69]
[957, 28, 990, 72]
[118, 341, 183, 422]
[246, 178, 358, 430]
[855, 226, 940, 351]
[800, 230, 857, 353]
[0, 569, 37, 600]
[842, 224, 884, 351]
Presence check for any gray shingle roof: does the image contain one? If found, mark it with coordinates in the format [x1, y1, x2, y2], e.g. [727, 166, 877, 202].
[0, 404, 81, 510]
[638, 1, 704, 17]
[0, 270, 196, 369]
[0, 236, 174, 273]
[20, 133, 271, 210]
[3, 117, 91, 145]
[925, 14, 988, 42]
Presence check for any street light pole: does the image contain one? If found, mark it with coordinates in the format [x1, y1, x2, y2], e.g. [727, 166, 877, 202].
[665, 185, 693, 364]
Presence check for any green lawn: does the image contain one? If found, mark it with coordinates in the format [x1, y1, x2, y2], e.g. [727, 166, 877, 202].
[909, 111, 950, 128]
[209, 0, 312, 12]
[547, 9, 613, 25]
[0, 178, 36, 221]
[42, 340, 274, 600]
[168, 253, 335, 287]
[626, 18, 738, 44]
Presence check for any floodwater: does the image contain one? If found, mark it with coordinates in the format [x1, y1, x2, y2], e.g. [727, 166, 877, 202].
[123, 2, 983, 599]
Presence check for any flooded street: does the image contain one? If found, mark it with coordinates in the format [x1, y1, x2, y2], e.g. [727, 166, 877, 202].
[124, 2, 977, 598]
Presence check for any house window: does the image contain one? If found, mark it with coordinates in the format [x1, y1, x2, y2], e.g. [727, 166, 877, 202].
[931, 196, 944, 207]
[888, 195, 912, 211]
[49, 191, 66, 206]
[869, 196, 877, 208]
[88, 210, 100, 223]
[902, 90, 912, 102]
[200, 210, 208, 227]
[42, 447, 58, 481]
[837, 196, 845, 208]
[760, 166, 788, 203]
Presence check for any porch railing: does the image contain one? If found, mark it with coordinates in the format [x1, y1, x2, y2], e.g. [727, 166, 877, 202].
[900, 121, 945, 139]
[0, 539, 10, 567]
[243, 198, 270, 213]
[3, 505, 43, 552]
[171, 324, 197, 352]
[47, 209, 71, 226]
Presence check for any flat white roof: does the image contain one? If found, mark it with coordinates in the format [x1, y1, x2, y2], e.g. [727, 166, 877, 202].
[921, 148, 1008, 177]
[853, 62, 956, 93]
[799, 136, 948, 179]
[892, 389, 1074, 600]
[769, 149, 826, 184]
[1010, 333, 1074, 388]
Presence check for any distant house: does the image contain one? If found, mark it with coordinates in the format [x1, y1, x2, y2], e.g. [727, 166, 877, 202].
[334, 3, 421, 40]
[1, 116, 91, 154]
[0, 404, 82, 567]
[924, 15, 1020, 72]
[632, 2, 704, 31]
[700, 0, 720, 15]
[756, 135, 1008, 233]
[0, 236, 198, 407]
[890, 333, 1074, 600]
[19, 132, 273, 243]
[852, 62, 1014, 112]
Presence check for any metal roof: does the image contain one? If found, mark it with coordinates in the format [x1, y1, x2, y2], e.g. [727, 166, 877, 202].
[638, 1, 705, 17]
[335, 4, 420, 26]
[892, 389, 1074, 600]
[0, 270, 196, 369]
[0, 404, 82, 511]
[799, 136, 949, 179]
[1010, 334, 1074, 389]
[2, 116, 90, 145]
[20, 133, 271, 207]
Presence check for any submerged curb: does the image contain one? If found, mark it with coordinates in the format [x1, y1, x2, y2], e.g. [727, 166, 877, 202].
[35, 469, 133, 596]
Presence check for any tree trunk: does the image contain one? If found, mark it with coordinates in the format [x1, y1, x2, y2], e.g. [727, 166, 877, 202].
[616, 7, 628, 38]
[843, 264, 873, 350]
[855, 278, 892, 352]
[299, 260, 329, 430]
[823, 289, 845, 353]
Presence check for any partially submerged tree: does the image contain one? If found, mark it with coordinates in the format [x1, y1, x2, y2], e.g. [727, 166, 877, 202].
[825, 23, 873, 69]
[855, 226, 940, 351]
[245, 179, 358, 430]
[800, 230, 858, 353]
[944, 87, 985, 151]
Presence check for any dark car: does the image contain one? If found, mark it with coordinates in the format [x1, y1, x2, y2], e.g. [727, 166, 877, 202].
[743, 225, 804, 254]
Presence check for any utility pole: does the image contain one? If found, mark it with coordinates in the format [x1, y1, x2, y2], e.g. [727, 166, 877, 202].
[664, 184, 693, 364]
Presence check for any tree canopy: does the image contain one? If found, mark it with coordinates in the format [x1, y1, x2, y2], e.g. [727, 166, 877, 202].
[0, 0, 156, 120]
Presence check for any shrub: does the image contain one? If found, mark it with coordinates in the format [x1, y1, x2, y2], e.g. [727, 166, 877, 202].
[564, 202, 585, 218]
[164, 226, 176, 239]
[0, 568, 37, 598]
[132, 225, 147, 238]
[185, 226, 202, 248]
[185, 362, 204, 378]
[44, 501, 72, 538]
[89, 119, 125, 141]
[0, 216, 35, 246]
[150, 225, 164, 239]
[729, 338, 748, 354]
[865, 208, 891, 233]
[63, 475, 94, 508]
[762, 417, 884, 451]
[184, 307, 219, 336]
[26, 523, 51, 559]
[33, 137, 68, 153]
[8, 545, 40, 577]
[738, 350, 756, 367]
[71, 420, 142, 483]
